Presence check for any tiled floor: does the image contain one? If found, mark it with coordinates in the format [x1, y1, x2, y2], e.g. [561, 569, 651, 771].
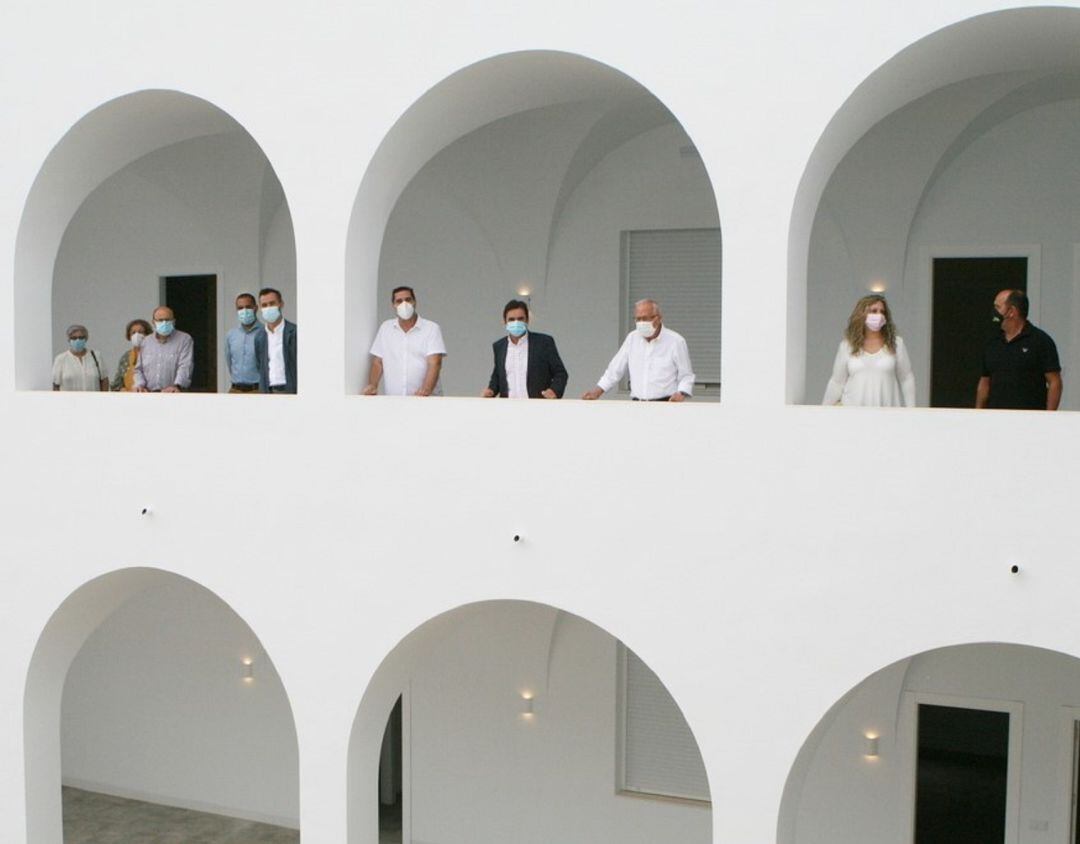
[62, 787, 300, 844]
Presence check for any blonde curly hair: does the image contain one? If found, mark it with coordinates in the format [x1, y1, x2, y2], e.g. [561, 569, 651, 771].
[844, 294, 897, 355]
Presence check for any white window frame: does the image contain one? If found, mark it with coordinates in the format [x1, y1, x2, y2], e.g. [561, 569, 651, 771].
[1052, 705, 1080, 843]
[620, 227, 722, 397]
[899, 691, 1023, 844]
[615, 643, 711, 806]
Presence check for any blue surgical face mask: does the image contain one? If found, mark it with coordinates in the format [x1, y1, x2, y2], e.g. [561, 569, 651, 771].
[238, 308, 256, 326]
[69, 338, 87, 353]
[261, 306, 282, 324]
[155, 320, 175, 337]
[506, 320, 528, 338]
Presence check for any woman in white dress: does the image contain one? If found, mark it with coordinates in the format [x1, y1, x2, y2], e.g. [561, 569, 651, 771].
[823, 295, 916, 407]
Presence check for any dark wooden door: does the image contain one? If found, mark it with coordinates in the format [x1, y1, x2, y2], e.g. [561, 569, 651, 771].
[915, 704, 1009, 844]
[164, 274, 217, 393]
[931, 257, 1027, 408]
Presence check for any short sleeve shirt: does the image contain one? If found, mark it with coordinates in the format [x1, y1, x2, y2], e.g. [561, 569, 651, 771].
[369, 316, 447, 396]
[52, 350, 107, 391]
[982, 323, 1061, 410]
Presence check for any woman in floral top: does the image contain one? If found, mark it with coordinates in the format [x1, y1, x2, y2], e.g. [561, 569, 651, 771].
[112, 319, 153, 391]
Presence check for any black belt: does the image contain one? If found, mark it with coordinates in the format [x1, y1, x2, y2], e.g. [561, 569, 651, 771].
[231, 383, 259, 392]
[632, 396, 671, 402]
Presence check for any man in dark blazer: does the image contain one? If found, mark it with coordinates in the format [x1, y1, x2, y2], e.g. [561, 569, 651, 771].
[482, 299, 568, 399]
[253, 287, 298, 394]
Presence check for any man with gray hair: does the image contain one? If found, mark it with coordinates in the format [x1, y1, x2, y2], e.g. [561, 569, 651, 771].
[134, 306, 194, 393]
[582, 298, 694, 401]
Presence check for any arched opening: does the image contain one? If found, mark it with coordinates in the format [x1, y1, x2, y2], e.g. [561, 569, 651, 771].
[789, 7, 1080, 409]
[778, 642, 1080, 844]
[346, 600, 712, 844]
[15, 89, 296, 392]
[346, 51, 721, 400]
[24, 568, 299, 843]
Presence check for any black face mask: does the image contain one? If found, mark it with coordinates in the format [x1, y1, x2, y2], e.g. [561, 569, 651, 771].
[993, 308, 1010, 324]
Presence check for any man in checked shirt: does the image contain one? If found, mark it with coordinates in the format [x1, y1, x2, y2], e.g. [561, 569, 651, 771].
[134, 306, 194, 393]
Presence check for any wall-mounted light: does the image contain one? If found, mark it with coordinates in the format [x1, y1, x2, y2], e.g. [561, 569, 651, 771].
[862, 731, 880, 759]
[520, 691, 535, 718]
[517, 285, 531, 298]
[868, 280, 887, 294]
[241, 657, 254, 683]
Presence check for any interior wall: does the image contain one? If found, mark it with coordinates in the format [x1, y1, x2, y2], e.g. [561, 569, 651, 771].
[806, 95, 1080, 408]
[60, 578, 299, 827]
[781, 644, 1080, 844]
[351, 602, 710, 844]
[261, 200, 297, 306]
[377, 108, 719, 397]
[51, 131, 296, 391]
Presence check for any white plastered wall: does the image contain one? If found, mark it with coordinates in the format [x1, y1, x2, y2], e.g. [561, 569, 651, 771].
[805, 91, 1080, 408]
[60, 577, 299, 827]
[7, 5, 1080, 844]
[378, 108, 719, 397]
[51, 131, 296, 391]
[347, 602, 710, 844]
[779, 644, 1080, 844]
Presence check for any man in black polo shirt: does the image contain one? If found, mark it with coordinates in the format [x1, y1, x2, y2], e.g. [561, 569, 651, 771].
[975, 289, 1061, 410]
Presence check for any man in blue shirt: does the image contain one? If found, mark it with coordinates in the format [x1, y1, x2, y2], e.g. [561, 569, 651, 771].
[226, 292, 261, 393]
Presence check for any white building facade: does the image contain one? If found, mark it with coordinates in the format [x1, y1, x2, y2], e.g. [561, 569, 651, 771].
[3, 1, 1080, 842]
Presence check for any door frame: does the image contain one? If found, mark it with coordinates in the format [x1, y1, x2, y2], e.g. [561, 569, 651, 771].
[900, 691, 1023, 844]
[1054, 705, 1080, 844]
[158, 268, 224, 392]
[924, 244, 1041, 322]
[401, 686, 411, 844]
[922, 245, 1040, 408]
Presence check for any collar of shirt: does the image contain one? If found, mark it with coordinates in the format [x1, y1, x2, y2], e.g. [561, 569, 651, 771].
[392, 316, 425, 334]
[1003, 323, 1032, 344]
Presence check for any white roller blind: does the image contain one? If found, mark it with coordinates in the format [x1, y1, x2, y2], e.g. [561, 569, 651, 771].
[621, 647, 711, 802]
[624, 228, 722, 385]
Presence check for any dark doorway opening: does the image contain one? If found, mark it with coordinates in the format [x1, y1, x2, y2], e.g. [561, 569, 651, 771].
[163, 274, 217, 392]
[378, 695, 403, 844]
[915, 703, 1009, 844]
[930, 257, 1027, 408]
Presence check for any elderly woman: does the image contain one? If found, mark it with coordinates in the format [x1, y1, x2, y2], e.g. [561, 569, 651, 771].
[823, 294, 916, 407]
[52, 324, 108, 391]
[111, 318, 152, 391]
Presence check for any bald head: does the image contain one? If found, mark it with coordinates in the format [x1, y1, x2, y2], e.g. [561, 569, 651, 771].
[152, 306, 175, 322]
[994, 289, 1028, 323]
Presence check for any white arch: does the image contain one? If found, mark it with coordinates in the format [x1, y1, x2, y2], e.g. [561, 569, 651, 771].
[343, 49, 721, 392]
[786, 6, 1080, 402]
[345, 599, 713, 844]
[778, 640, 1080, 844]
[23, 566, 300, 844]
[14, 89, 294, 390]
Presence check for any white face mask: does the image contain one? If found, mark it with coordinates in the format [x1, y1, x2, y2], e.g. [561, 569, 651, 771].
[130, 332, 145, 348]
[396, 302, 415, 320]
[865, 313, 887, 332]
[635, 320, 656, 338]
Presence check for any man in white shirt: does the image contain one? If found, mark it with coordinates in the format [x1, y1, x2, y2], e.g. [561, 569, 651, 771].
[363, 286, 447, 396]
[253, 287, 297, 394]
[582, 299, 694, 402]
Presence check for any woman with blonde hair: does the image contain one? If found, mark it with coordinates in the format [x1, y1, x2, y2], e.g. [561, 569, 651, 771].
[823, 294, 916, 406]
